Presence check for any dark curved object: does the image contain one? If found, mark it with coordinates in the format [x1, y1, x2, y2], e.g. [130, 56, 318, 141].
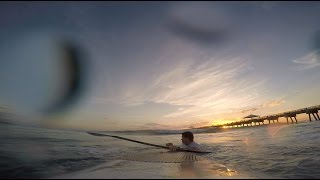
[167, 17, 228, 46]
[42, 41, 86, 115]
[87, 132, 212, 154]
[313, 30, 320, 57]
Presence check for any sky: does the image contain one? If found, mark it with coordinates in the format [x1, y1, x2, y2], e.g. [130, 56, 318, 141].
[0, 2, 320, 131]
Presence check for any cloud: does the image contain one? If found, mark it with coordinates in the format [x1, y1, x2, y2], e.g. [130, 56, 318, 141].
[89, 53, 269, 124]
[240, 107, 259, 114]
[292, 50, 320, 70]
[97, 55, 267, 119]
[154, 57, 266, 118]
[144, 123, 163, 126]
[237, 98, 286, 115]
[140, 122, 172, 130]
[262, 99, 285, 108]
[187, 121, 211, 129]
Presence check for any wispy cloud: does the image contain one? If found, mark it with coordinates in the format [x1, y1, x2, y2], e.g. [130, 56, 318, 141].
[154, 57, 267, 118]
[262, 99, 285, 108]
[124, 55, 268, 119]
[139, 122, 172, 130]
[88, 53, 273, 126]
[187, 121, 211, 129]
[240, 107, 259, 114]
[293, 50, 320, 70]
[236, 98, 286, 115]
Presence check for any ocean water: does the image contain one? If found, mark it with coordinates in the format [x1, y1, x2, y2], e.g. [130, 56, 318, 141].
[0, 121, 320, 179]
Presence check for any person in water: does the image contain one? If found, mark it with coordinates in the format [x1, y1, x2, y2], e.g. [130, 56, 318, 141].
[166, 131, 202, 151]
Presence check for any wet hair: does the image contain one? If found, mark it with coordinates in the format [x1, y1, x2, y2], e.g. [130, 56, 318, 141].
[182, 131, 194, 142]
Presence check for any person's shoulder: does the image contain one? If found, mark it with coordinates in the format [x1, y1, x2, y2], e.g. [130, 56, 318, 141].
[193, 141, 200, 144]
[190, 141, 201, 147]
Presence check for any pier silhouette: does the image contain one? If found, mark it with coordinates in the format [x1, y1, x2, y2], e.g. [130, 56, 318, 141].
[218, 105, 320, 128]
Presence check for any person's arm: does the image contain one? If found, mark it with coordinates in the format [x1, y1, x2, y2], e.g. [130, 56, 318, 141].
[166, 143, 179, 151]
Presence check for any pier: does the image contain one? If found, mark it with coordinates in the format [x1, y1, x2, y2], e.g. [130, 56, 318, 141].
[220, 105, 320, 128]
